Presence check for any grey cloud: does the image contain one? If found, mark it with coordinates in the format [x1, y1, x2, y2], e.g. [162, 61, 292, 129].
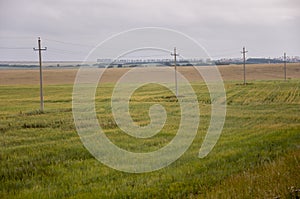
[0, 0, 299, 61]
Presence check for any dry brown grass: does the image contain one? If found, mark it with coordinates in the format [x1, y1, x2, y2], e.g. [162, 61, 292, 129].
[0, 63, 299, 85]
[200, 150, 300, 199]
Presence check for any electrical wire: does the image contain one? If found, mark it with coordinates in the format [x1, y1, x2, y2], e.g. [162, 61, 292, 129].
[48, 47, 88, 55]
[44, 38, 94, 48]
[0, 47, 32, 50]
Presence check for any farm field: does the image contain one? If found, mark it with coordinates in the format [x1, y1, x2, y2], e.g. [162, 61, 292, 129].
[0, 63, 300, 85]
[0, 64, 300, 198]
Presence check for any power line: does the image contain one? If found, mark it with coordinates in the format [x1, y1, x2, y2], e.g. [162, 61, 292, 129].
[44, 38, 94, 47]
[0, 36, 34, 40]
[0, 47, 32, 50]
[122, 53, 169, 58]
[48, 47, 87, 55]
[209, 49, 241, 58]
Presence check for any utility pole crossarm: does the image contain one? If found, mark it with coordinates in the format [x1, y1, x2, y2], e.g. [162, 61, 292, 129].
[33, 37, 47, 112]
[33, 47, 47, 51]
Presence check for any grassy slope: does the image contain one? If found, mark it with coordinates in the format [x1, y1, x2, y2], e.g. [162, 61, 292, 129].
[0, 80, 299, 198]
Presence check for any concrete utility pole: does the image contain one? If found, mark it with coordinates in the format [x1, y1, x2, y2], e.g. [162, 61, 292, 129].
[33, 37, 47, 112]
[284, 52, 287, 81]
[241, 47, 248, 85]
[171, 47, 179, 97]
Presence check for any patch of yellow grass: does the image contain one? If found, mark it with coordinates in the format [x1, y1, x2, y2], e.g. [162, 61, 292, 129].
[200, 150, 300, 199]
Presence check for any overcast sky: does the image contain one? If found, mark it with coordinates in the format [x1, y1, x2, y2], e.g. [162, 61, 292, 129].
[0, 0, 299, 61]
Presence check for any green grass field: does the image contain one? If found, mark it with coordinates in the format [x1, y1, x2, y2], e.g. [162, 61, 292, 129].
[0, 80, 299, 198]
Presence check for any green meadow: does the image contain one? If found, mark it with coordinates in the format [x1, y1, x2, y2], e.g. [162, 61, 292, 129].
[0, 80, 299, 198]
